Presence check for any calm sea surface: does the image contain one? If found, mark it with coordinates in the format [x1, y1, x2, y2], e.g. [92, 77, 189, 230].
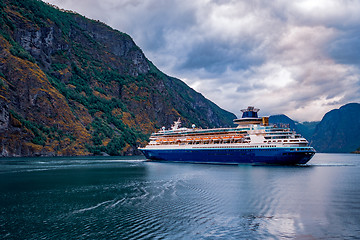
[0, 153, 359, 239]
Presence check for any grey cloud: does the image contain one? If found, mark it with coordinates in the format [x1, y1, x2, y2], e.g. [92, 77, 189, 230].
[329, 28, 360, 65]
[179, 39, 264, 74]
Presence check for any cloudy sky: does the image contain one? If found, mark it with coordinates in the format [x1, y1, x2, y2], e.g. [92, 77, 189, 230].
[46, 0, 360, 121]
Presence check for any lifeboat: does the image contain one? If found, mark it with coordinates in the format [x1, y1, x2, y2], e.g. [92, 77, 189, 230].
[233, 135, 243, 139]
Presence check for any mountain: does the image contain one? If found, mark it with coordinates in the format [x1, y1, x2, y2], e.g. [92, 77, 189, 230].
[311, 103, 360, 153]
[0, 0, 236, 157]
[296, 121, 318, 142]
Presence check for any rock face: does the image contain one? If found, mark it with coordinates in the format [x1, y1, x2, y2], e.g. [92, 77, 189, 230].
[0, 0, 236, 157]
[311, 103, 360, 153]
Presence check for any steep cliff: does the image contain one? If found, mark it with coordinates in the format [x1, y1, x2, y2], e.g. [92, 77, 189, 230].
[0, 0, 236, 157]
[311, 103, 360, 153]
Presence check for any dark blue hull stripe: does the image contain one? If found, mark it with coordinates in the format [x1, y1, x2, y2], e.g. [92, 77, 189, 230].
[140, 148, 315, 165]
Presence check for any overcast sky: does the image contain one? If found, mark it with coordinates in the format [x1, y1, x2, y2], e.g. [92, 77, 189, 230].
[46, 0, 360, 121]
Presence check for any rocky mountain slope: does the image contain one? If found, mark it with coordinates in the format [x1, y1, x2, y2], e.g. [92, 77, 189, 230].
[0, 0, 235, 157]
[311, 103, 360, 153]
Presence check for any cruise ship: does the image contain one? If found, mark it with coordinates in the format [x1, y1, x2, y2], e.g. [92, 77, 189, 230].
[139, 107, 316, 165]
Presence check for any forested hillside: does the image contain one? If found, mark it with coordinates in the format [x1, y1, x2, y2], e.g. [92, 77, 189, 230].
[0, 0, 235, 157]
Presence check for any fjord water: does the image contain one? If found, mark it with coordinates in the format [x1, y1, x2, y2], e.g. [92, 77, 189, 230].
[0, 154, 359, 239]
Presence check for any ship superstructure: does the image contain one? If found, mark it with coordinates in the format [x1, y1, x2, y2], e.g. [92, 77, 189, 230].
[139, 107, 315, 164]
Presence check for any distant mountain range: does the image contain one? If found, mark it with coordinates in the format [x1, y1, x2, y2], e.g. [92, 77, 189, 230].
[270, 103, 360, 153]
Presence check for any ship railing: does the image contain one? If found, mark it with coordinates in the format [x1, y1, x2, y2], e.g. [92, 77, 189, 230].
[153, 127, 251, 136]
[153, 134, 247, 145]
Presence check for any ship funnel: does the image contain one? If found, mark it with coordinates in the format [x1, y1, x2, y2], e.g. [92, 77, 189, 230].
[241, 106, 260, 118]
